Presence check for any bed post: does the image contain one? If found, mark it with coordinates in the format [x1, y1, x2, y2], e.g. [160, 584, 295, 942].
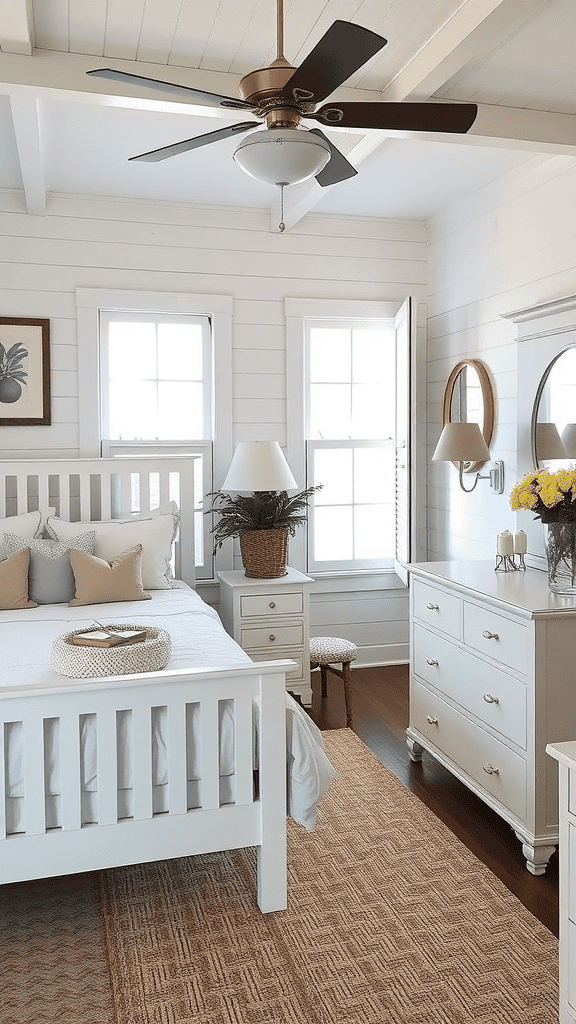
[257, 667, 288, 913]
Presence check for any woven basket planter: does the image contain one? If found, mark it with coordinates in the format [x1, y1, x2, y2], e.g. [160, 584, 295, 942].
[240, 528, 288, 578]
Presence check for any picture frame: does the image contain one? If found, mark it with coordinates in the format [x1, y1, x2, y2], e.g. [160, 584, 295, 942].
[0, 317, 51, 426]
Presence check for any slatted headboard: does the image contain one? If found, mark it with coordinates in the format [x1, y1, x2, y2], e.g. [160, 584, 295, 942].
[0, 456, 197, 588]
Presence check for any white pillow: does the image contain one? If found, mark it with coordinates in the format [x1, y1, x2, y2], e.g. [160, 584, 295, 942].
[0, 510, 42, 561]
[46, 510, 178, 589]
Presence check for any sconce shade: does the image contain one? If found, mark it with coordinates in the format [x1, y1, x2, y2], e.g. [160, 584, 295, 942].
[221, 441, 297, 492]
[536, 422, 567, 460]
[561, 424, 576, 457]
[432, 422, 491, 463]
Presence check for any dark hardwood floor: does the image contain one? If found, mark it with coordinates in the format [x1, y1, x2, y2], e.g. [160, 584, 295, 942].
[307, 663, 559, 937]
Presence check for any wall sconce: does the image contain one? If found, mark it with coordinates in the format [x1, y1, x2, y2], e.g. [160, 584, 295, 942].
[535, 422, 567, 461]
[432, 422, 505, 494]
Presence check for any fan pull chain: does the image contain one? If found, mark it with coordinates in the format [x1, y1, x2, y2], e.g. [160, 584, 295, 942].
[278, 181, 287, 233]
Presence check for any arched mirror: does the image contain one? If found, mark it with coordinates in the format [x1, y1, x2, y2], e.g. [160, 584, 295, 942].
[441, 359, 494, 471]
[532, 344, 576, 468]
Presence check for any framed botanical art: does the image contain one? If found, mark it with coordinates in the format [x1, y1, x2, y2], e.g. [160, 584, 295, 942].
[0, 317, 51, 425]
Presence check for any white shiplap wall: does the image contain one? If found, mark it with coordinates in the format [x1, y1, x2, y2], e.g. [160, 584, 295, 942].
[425, 154, 576, 561]
[0, 191, 427, 665]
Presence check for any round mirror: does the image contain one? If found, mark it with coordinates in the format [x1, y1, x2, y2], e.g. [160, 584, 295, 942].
[441, 359, 494, 471]
[532, 344, 576, 468]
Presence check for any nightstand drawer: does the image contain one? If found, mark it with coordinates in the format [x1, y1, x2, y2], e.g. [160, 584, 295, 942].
[412, 680, 527, 821]
[240, 624, 303, 650]
[248, 649, 304, 682]
[412, 579, 461, 639]
[463, 602, 526, 673]
[240, 592, 303, 619]
[413, 624, 527, 748]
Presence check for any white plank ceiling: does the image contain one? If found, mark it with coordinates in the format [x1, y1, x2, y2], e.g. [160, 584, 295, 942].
[0, 0, 574, 228]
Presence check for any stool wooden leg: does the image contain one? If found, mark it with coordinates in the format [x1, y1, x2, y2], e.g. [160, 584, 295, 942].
[320, 664, 328, 699]
[342, 661, 353, 727]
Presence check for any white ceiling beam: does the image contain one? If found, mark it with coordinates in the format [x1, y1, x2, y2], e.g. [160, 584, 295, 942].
[9, 87, 46, 216]
[0, 0, 35, 55]
[273, 0, 558, 230]
[381, 0, 552, 102]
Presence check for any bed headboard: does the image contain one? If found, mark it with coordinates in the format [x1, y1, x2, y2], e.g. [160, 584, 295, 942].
[0, 455, 197, 588]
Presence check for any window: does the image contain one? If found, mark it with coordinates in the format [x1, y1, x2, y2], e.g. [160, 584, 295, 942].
[305, 320, 396, 572]
[77, 288, 233, 585]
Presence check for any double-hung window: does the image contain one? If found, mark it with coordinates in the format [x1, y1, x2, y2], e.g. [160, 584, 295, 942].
[99, 309, 213, 578]
[305, 319, 396, 573]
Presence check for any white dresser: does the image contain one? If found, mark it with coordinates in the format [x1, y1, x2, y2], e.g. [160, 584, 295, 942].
[218, 568, 314, 704]
[407, 560, 576, 875]
[546, 742, 576, 1023]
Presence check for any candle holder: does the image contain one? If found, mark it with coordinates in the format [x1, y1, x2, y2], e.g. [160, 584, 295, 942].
[495, 553, 521, 572]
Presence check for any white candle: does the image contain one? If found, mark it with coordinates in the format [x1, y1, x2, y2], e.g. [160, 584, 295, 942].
[513, 530, 527, 554]
[497, 531, 514, 555]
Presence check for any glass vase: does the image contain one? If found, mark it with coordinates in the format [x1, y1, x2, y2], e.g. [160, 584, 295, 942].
[544, 522, 576, 594]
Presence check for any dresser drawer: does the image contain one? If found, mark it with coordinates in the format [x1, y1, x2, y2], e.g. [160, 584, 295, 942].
[413, 624, 527, 748]
[412, 579, 461, 639]
[569, 919, 576, 1012]
[463, 602, 527, 673]
[240, 592, 303, 619]
[412, 680, 527, 821]
[571, 769, 576, 819]
[240, 624, 303, 650]
[570, 822, 576, 925]
[248, 649, 304, 682]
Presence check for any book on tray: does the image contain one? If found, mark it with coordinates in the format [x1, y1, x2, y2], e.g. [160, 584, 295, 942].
[71, 628, 147, 648]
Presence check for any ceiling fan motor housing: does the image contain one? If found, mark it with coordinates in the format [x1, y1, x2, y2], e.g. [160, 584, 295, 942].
[233, 128, 331, 186]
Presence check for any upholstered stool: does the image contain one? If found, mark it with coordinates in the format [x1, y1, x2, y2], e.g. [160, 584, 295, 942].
[309, 636, 357, 727]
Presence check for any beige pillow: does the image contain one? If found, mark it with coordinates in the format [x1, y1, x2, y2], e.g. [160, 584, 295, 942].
[0, 548, 38, 610]
[68, 544, 152, 607]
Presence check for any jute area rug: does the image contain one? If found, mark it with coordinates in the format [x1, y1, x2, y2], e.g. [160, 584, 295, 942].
[0, 729, 558, 1024]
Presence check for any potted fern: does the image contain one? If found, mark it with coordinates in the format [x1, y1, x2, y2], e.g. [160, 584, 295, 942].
[207, 486, 320, 578]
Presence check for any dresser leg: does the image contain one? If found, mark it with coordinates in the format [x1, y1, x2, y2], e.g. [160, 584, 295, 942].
[406, 733, 424, 762]
[514, 831, 557, 875]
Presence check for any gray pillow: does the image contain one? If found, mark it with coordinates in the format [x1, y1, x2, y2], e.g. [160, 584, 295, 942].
[4, 532, 96, 605]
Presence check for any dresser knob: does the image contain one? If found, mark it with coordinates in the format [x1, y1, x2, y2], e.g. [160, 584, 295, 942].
[426, 602, 439, 610]
[426, 657, 438, 666]
[483, 693, 500, 704]
[483, 763, 499, 775]
[482, 630, 499, 640]
[426, 715, 438, 725]
[269, 634, 276, 642]
[269, 601, 276, 608]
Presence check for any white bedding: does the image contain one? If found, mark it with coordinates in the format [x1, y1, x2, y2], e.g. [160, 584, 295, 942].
[0, 584, 336, 833]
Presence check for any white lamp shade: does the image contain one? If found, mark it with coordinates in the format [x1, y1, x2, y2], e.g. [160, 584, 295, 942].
[432, 422, 490, 463]
[222, 441, 297, 492]
[561, 424, 576, 457]
[535, 422, 567, 460]
[233, 128, 331, 186]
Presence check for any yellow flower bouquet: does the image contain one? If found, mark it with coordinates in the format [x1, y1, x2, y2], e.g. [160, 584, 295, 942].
[509, 468, 576, 523]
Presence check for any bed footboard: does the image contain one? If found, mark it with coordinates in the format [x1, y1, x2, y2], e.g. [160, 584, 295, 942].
[0, 661, 291, 913]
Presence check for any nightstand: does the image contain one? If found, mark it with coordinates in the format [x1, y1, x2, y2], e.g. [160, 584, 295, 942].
[218, 567, 314, 704]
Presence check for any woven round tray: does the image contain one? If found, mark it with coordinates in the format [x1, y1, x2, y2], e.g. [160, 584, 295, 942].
[51, 623, 171, 678]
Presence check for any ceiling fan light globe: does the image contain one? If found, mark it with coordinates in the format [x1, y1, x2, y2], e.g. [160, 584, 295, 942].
[233, 128, 331, 186]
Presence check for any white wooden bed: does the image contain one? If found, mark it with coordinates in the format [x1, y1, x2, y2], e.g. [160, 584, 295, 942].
[0, 456, 309, 914]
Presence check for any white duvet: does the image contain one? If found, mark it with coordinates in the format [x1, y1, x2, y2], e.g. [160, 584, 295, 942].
[0, 585, 336, 833]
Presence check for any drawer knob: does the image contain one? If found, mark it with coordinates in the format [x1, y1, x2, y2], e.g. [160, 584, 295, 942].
[483, 692, 500, 704]
[483, 763, 500, 775]
[426, 657, 438, 666]
[269, 601, 276, 608]
[426, 714, 438, 725]
[426, 602, 439, 610]
[482, 630, 499, 640]
[269, 633, 276, 642]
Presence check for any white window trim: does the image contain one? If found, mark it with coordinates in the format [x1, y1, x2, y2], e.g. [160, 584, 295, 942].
[286, 297, 406, 575]
[76, 288, 234, 580]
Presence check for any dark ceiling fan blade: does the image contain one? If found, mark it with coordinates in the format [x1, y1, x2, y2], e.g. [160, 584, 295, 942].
[87, 68, 253, 110]
[281, 21, 386, 106]
[308, 129, 357, 187]
[309, 101, 478, 133]
[129, 122, 258, 163]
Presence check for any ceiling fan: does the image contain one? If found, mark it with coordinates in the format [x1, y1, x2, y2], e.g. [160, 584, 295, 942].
[87, 0, 478, 205]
